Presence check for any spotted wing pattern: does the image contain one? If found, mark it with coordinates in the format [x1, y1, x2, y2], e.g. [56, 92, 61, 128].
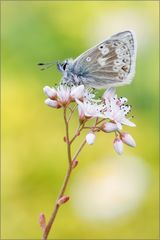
[72, 31, 136, 89]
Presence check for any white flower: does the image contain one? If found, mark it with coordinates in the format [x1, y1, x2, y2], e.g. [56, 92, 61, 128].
[104, 95, 136, 130]
[44, 99, 60, 108]
[76, 99, 104, 119]
[103, 122, 119, 133]
[86, 132, 96, 145]
[70, 85, 85, 100]
[56, 85, 71, 104]
[120, 133, 136, 147]
[49, 84, 86, 104]
[43, 86, 57, 99]
[113, 138, 123, 155]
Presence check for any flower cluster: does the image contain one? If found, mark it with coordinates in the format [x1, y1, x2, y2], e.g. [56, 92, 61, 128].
[43, 84, 136, 155]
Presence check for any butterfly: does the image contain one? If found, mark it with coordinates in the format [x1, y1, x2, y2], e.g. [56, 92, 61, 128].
[39, 30, 137, 89]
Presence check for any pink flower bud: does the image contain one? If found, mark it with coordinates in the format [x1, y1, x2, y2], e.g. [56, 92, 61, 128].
[103, 122, 118, 132]
[39, 213, 46, 231]
[86, 132, 96, 145]
[113, 138, 123, 155]
[63, 136, 69, 144]
[76, 131, 80, 136]
[77, 105, 86, 122]
[57, 196, 70, 206]
[44, 99, 61, 108]
[43, 86, 57, 99]
[63, 136, 67, 142]
[121, 133, 136, 147]
[72, 159, 78, 169]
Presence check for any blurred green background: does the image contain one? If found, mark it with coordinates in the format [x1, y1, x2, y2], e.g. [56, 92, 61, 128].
[1, 1, 159, 239]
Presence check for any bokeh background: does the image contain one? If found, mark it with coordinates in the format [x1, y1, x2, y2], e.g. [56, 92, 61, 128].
[1, 1, 159, 239]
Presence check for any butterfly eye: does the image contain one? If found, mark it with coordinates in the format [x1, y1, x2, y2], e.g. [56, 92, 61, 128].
[86, 57, 91, 62]
[63, 62, 67, 70]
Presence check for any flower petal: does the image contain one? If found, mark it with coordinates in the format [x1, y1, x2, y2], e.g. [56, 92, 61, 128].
[103, 87, 116, 100]
[116, 122, 122, 130]
[121, 118, 136, 127]
[43, 86, 57, 99]
[71, 85, 84, 100]
[44, 99, 60, 108]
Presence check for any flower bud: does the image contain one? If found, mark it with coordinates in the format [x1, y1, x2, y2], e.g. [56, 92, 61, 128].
[44, 99, 61, 108]
[76, 131, 80, 136]
[39, 213, 46, 231]
[57, 196, 70, 206]
[63, 136, 67, 142]
[120, 133, 136, 147]
[86, 132, 96, 145]
[103, 122, 118, 132]
[72, 159, 78, 169]
[113, 137, 123, 155]
[77, 104, 85, 122]
[43, 86, 57, 99]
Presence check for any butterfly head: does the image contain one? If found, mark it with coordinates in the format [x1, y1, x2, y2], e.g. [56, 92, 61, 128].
[57, 60, 69, 73]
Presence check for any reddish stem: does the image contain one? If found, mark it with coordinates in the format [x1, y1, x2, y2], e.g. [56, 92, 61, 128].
[41, 107, 86, 240]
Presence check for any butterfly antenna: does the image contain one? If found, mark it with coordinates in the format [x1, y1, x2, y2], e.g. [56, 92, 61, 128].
[37, 61, 57, 71]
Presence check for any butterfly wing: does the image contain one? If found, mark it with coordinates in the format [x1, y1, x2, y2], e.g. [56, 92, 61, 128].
[72, 30, 137, 89]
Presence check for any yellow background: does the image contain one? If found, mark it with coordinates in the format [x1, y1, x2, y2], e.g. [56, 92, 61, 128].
[1, 1, 159, 239]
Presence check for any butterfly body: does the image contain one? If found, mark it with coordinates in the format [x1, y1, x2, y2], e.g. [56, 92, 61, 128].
[57, 30, 137, 89]
[57, 59, 88, 86]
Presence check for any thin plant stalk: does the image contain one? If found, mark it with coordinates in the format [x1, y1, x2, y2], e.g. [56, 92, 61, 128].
[42, 106, 86, 240]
